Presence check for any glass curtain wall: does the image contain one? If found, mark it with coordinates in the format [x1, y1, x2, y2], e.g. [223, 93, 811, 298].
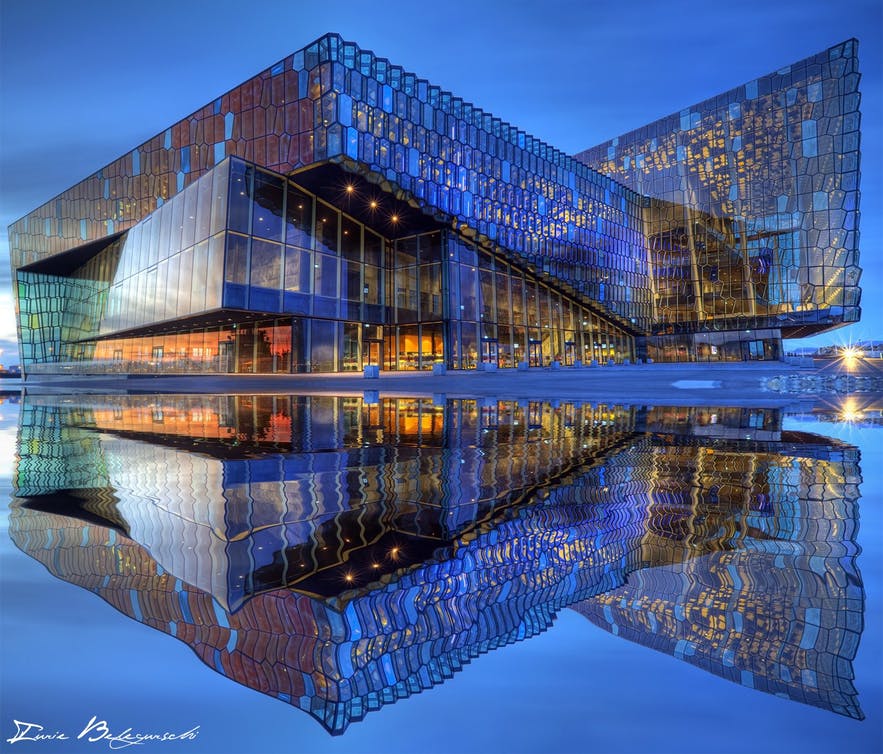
[59, 157, 633, 374]
[445, 234, 634, 368]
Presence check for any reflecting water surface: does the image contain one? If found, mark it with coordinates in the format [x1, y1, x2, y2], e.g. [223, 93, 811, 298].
[1, 394, 880, 753]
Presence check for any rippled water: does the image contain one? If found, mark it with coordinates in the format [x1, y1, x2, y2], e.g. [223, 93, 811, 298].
[1, 393, 880, 753]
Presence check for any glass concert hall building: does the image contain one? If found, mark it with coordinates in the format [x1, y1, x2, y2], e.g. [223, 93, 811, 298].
[10, 35, 862, 376]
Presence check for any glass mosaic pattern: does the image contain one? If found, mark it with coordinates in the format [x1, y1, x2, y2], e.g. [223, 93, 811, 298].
[9, 35, 862, 373]
[11, 395, 865, 732]
[10, 34, 651, 375]
[19, 154, 635, 373]
[578, 40, 862, 348]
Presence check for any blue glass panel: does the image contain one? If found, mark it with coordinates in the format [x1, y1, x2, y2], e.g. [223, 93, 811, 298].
[346, 127, 359, 159]
[327, 125, 342, 156]
[283, 291, 311, 315]
[313, 296, 338, 317]
[223, 283, 247, 308]
[248, 287, 281, 312]
[338, 93, 352, 126]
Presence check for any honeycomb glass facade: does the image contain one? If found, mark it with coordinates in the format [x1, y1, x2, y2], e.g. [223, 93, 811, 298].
[578, 39, 862, 362]
[9, 35, 861, 375]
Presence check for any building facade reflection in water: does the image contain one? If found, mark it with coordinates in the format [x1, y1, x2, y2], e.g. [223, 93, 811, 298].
[10, 395, 864, 733]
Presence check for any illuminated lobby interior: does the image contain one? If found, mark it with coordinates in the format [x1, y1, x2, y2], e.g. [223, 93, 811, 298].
[9, 35, 862, 376]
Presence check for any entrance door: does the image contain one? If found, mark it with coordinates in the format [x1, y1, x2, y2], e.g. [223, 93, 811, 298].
[742, 340, 766, 361]
[563, 341, 576, 366]
[218, 341, 235, 373]
[528, 340, 543, 367]
[365, 340, 382, 368]
[481, 338, 499, 367]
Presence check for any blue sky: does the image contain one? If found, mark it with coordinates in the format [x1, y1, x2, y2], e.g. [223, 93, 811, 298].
[0, 0, 880, 366]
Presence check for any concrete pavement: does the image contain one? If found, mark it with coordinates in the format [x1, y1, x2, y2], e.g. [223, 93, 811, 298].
[22, 360, 882, 407]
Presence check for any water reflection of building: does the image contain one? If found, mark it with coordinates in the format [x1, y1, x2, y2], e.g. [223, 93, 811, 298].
[10, 395, 864, 732]
[572, 422, 864, 719]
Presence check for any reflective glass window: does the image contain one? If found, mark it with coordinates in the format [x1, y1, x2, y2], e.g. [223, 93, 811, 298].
[315, 202, 339, 254]
[225, 233, 249, 284]
[210, 159, 230, 236]
[182, 181, 198, 250]
[310, 319, 336, 371]
[176, 250, 192, 317]
[341, 216, 361, 261]
[363, 264, 381, 306]
[364, 229, 383, 266]
[284, 246, 311, 292]
[191, 241, 208, 312]
[285, 184, 313, 248]
[205, 234, 224, 309]
[167, 255, 181, 318]
[419, 231, 442, 263]
[315, 253, 338, 298]
[169, 191, 185, 257]
[459, 263, 478, 321]
[196, 172, 213, 242]
[158, 204, 172, 260]
[420, 263, 443, 319]
[479, 267, 495, 321]
[342, 258, 361, 302]
[155, 260, 168, 321]
[251, 239, 282, 289]
[252, 170, 284, 241]
[396, 266, 418, 323]
[396, 236, 418, 267]
[228, 161, 252, 234]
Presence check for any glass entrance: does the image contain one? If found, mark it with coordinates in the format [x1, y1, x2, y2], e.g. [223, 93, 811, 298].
[365, 340, 382, 368]
[481, 338, 499, 367]
[741, 338, 779, 361]
[528, 339, 543, 367]
[219, 341, 234, 373]
[563, 341, 576, 366]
